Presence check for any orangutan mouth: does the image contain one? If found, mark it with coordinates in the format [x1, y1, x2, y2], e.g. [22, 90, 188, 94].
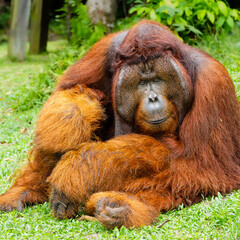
[148, 115, 170, 124]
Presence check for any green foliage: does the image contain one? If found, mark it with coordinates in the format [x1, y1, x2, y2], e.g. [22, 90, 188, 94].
[8, 47, 82, 112]
[0, 5, 10, 30]
[114, 14, 141, 31]
[129, 0, 240, 40]
[0, 5, 10, 43]
[56, 1, 107, 46]
[9, 72, 54, 111]
[48, 19, 68, 38]
[0, 33, 8, 44]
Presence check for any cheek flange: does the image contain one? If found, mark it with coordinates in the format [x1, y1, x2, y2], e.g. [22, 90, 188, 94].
[115, 65, 140, 123]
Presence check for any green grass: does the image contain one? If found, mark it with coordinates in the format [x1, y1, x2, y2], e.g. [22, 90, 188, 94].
[0, 33, 240, 239]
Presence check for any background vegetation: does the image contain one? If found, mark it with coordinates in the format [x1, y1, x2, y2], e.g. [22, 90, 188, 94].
[0, 0, 240, 239]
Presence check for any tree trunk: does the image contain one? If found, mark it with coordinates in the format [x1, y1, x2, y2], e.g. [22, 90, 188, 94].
[8, 0, 31, 61]
[29, 0, 51, 54]
[86, 0, 117, 32]
[66, 0, 71, 42]
[0, 0, 5, 12]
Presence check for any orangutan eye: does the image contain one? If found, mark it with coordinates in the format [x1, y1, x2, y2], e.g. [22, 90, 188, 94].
[153, 78, 162, 82]
[139, 80, 146, 85]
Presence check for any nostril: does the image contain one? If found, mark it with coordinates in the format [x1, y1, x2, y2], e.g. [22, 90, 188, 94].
[148, 94, 159, 103]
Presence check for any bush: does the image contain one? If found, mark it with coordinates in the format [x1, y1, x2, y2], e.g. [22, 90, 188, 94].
[129, 0, 240, 40]
[9, 47, 82, 111]
[56, 2, 107, 47]
[0, 4, 10, 43]
[0, 5, 10, 30]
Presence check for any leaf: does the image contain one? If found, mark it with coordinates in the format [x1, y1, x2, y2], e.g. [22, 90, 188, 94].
[216, 15, 226, 29]
[156, 6, 176, 17]
[197, 10, 207, 21]
[20, 127, 27, 134]
[129, 7, 137, 14]
[217, 1, 228, 16]
[167, 6, 177, 17]
[139, 7, 150, 15]
[129, 6, 146, 15]
[156, 6, 168, 14]
[167, 16, 173, 25]
[135, 0, 144, 3]
[226, 16, 234, 28]
[163, 0, 174, 7]
[150, 9, 157, 20]
[207, 12, 215, 24]
[176, 26, 185, 32]
[173, 23, 185, 32]
[184, 8, 192, 17]
[175, 16, 187, 24]
[187, 25, 202, 35]
[231, 9, 239, 20]
[156, 15, 161, 22]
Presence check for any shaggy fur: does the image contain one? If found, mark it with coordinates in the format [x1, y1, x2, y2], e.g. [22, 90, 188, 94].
[0, 20, 239, 229]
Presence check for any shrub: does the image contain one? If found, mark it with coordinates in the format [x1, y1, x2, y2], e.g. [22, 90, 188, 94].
[56, 2, 107, 47]
[129, 0, 240, 40]
[0, 5, 10, 30]
[9, 47, 81, 111]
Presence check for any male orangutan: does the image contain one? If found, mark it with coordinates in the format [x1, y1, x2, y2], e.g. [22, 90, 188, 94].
[0, 20, 240, 229]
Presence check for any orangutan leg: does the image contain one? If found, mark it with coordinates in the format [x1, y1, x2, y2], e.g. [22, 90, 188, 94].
[0, 85, 105, 211]
[0, 150, 57, 211]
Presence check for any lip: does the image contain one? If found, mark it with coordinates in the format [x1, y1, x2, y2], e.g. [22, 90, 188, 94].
[148, 115, 170, 125]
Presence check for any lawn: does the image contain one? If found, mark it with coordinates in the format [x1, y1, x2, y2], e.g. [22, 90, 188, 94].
[0, 33, 240, 239]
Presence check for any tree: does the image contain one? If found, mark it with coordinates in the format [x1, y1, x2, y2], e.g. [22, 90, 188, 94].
[29, 0, 52, 54]
[8, 0, 31, 61]
[86, 0, 117, 31]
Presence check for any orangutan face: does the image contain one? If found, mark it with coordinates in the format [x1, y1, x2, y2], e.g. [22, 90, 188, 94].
[115, 57, 192, 133]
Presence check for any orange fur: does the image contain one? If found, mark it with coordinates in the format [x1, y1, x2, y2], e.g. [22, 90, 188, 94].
[0, 149, 57, 211]
[35, 85, 105, 152]
[86, 191, 157, 228]
[48, 134, 169, 227]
